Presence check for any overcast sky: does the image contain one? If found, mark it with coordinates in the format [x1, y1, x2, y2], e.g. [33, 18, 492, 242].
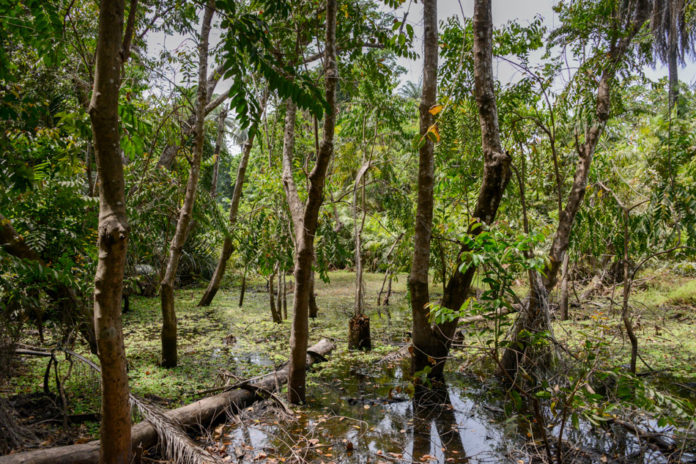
[395, 0, 696, 87]
[145, 0, 696, 121]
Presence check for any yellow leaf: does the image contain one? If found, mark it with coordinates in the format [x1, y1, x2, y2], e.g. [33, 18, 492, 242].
[426, 124, 441, 143]
[428, 104, 443, 115]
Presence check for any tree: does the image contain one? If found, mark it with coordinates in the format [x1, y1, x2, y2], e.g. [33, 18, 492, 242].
[408, 0, 439, 376]
[88, 0, 137, 461]
[649, 0, 695, 112]
[501, 0, 651, 374]
[198, 91, 267, 307]
[286, 0, 338, 404]
[411, 0, 513, 380]
[160, 0, 214, 367]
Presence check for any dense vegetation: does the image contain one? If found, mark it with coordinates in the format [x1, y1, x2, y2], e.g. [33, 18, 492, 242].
[1, 0, 695, 463]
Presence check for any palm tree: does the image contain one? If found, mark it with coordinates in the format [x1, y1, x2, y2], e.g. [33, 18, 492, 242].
[650, 0, 695, 113]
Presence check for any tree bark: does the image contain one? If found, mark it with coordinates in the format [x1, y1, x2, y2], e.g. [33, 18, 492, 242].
[668, 0, 680, 113]
[0, 340, 335, 464]
[198, 112, 262, 307]
[286, 0, 337, 404]
[160, 1, 214, 368]
[209, 107, 228, 197]
[408, 0, 438, 377]
[87, 0, 133, 461]
[560, 252, 570, 320]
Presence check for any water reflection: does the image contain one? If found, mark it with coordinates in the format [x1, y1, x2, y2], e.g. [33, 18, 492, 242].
[214, 361, 513, 463]
[411, 385, 468, 463]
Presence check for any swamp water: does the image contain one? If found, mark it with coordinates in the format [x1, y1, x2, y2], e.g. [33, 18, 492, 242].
[201, 350, 695, 463]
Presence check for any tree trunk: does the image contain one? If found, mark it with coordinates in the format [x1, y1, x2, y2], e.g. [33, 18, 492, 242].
[287, 0, 337, 404]
[560, 252, 570, 320]
[198, 113, 261, 306]
[408, 0, 438, 377]
[87, 0, 133, 461]
[413, 0, 512, 380]
[282, 271, 288, 319]
[504, 2, 650, 374]
[275, 264, 283, 317]
[238, 266, 247, 307]
[668, 0, 680, 113]
[621, 211, 638, 375]
[350, 159, 371, 350]
[209, 107, 228, 197]
[269, 266, 281, 323]
[309, 273, 319, 318]
[159, 1, 214, 368]
[279, 99, 321, 321]
[348, 314, 372, 351]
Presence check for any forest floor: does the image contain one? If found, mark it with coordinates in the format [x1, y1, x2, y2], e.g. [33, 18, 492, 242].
[3, 269, 696, 462]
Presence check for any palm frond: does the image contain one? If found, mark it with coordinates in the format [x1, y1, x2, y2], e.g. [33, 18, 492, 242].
[130, 394, 222, 464]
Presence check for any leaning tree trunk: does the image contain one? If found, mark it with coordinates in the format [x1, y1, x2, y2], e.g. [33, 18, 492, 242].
[87, 0, 135, 461]
[408, 0, 439, 377]
[198, 111, 263, 307]
[541, 1, 650, 294]
[286, 0, 337, 404]
[160, 1, 214, 368]
[503, 0, 650, 374]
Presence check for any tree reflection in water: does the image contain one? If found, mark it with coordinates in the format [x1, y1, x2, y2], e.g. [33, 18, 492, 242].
[410, 384, 469, 463]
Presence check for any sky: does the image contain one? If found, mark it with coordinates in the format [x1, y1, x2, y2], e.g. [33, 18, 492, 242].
[147, 0, 696, 94]
[395, 0, 696, 87]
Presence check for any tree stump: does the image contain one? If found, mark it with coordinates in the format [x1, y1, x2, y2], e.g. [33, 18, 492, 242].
[348, 314, 371, 351]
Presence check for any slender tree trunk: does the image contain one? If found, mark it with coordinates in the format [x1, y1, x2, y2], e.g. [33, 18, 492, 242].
[349, 160, 371, 350]
[238, 266, 247, 307]
[275, 263, 283, 316]
[209, 107, 228, 197]
[560, 252, 570, 320]
[160, 1, 214, 368]
[282, 271, 288, 320]
[668, 0, 680, 113]
[621, 210, 638, 374]
[198, 111, 263, 306]
[287, 0, 337, 404]
[409, 0, 438, 377]
[269, 267, 281, 323]
[279, 99, 321, 320]
[88, 0, 134, 461]
[503, 3, 650, 374]
[308, 273, 319, 318]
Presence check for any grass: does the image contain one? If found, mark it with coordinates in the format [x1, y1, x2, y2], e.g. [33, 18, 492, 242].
[5, 267, 695, 447]
[6, 270, 414, 444]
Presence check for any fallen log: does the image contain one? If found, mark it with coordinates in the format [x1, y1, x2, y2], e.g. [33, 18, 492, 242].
[458, 306, 516, 325]
[0, 339, 335, 464]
